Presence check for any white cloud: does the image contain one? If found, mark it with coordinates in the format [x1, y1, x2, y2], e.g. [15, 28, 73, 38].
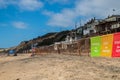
[0, 0, 6, 8]
[75, 0, 120, 17]
[12, 21, 28, 29]
[18, 0, 43, 11]
[47, 9, 77, 27]
[45, 0, 120, 27]
[45, 0, 69, 4]
[42, 10, 54, 16]
[0, 0, 43, 11]
[51, 0, 68, 3]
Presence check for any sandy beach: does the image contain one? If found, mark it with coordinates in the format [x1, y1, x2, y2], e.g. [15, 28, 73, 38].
[0, 53, 120, 80]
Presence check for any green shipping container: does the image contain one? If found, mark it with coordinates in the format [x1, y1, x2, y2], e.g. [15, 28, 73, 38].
[91, 36, 101, 57]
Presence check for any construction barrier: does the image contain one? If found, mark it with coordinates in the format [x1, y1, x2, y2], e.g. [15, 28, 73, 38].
[91, 33, 120, 57]
[24, 33, 120, 58]
[101, 34, 113, 57]
[91, 36, 101, 57]
[112, 32, 120, 57]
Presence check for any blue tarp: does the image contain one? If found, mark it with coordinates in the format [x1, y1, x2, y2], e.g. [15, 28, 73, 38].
[9, 50, 15, 54]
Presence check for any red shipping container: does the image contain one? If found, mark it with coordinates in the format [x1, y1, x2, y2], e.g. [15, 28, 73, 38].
[112, 32, 120, 57]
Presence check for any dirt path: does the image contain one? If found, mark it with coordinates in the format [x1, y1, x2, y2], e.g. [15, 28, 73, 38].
[0, 53, 120, 80]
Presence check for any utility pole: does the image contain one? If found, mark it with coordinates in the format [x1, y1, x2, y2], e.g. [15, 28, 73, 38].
[80, 19, 82, 27]
[74, 22, 77, 41]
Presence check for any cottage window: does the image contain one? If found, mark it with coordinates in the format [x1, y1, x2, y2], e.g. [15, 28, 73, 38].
[118, 18, 120, 21]
[90, 30, 94, 33]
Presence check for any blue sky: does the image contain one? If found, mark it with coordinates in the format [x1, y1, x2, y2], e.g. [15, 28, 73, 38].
[0, 0, 120, 48]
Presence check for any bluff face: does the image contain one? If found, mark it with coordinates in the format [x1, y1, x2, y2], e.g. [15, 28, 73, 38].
[15, 30, 70, 53]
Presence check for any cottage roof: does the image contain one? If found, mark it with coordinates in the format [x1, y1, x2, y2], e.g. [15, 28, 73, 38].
[108, 15, 120, 18]
[96, 15, 120, 26]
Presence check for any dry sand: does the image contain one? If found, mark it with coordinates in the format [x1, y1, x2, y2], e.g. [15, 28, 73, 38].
[0, 53, 120, 80]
